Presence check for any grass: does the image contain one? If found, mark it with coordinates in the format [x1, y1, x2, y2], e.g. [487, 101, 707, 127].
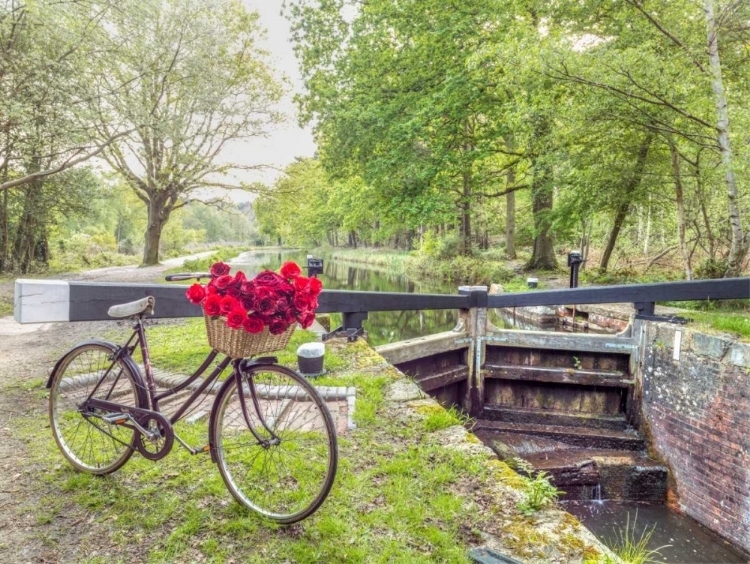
[596, 513, 668, 564]
[15, 330, 509, 563]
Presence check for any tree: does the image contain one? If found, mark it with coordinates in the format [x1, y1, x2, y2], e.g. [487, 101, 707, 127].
[95, 0, 283, 265]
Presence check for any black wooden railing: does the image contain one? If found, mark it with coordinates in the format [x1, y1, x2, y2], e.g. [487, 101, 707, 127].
[54, 277, 749, 328]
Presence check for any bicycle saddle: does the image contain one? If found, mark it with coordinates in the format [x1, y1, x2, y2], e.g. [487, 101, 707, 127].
[107, 296, 155, 318]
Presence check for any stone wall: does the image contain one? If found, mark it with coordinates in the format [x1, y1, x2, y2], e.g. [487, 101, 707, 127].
[639, 322, 750, 553]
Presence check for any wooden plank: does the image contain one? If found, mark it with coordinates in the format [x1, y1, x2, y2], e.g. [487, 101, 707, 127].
[375, 331, 469, 365]
[483, 363, 633, 387]
[484, 331, 636, 354]
[69, 281, 199, 321]
[417, 366, 469, 392]
[317, 289, 468, 313]
[488, 277, 749, 308]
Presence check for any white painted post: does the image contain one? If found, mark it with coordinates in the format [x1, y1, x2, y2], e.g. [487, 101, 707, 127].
[14, 280, 70, 324]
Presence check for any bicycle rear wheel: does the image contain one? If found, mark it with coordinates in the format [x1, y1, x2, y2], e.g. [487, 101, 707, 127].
[49, 343, 142, 474]
[211, 364, 338, 523]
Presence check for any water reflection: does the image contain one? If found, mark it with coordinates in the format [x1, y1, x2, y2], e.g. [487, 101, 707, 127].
[229, 250, 458, 346]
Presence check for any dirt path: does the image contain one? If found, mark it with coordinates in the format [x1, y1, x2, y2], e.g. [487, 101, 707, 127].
[0, 253, 213, 562]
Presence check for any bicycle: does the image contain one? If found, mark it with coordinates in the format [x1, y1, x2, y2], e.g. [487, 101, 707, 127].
[46, 272, 338, 524]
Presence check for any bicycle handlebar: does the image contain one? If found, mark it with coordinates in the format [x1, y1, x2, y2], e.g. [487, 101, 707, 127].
[164, 272, 212, 282]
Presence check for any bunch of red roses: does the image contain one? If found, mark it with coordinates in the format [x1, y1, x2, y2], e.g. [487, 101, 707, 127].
[185, 261, 322, 335]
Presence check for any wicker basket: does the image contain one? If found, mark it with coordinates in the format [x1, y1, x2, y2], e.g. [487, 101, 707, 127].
[203, 312, 295, 358]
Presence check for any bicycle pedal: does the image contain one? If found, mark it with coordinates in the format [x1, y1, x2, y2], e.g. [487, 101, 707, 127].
[102, 413, 130, 425]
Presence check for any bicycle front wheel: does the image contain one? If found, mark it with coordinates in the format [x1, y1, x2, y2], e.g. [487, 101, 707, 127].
[211, 364, 338, 523]
[49, 343, 141, 475]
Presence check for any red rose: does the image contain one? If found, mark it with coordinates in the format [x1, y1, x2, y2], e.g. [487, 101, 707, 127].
[226, 308, 246, 329]
[215, 275, 233, 291]
[255, 297, 276, 316]
[280, 261, 301, 279]
[278, 282, 295, 297]
[240, 296, 255, 311]
[206, 283, 218, 295]
[276, 298, 291, 313]
[254, 270, 283, 288]
[285, 309, 297, 325]
[220, 296, 239, 315]
[309, 297, 319, 311]
[269, 317, 289, 335]
[309, 277, 323, 296]
[210, 262, 231, 277]
[185, 283, 205, 305]
[254, 286, 276, 301]
[226, 285, 241, 298]
[243, 314, 264, 334]
[293, 294, 312, 312]
[298, 311, 315, 329]
[204, 294, 222, 316]
[294, 276, 311, 293]
[232, 271, 247, 287]
[240, 281, 255, 296]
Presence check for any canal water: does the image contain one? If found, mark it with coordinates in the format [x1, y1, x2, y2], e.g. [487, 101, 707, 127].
[229, 249, 747, 562]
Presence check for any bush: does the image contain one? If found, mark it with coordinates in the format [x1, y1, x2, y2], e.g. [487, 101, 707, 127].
[695, 258, 728, 280]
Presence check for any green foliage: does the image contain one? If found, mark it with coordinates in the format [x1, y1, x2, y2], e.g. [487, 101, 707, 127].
[511, 458, 563, 515]
[598, 513, 668, 564]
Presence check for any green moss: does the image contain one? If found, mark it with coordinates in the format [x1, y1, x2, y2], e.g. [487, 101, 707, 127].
[485, 459, 529, 491]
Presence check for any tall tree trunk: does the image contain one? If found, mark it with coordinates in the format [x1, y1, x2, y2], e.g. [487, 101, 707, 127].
[599, 133, 653, 271]
[460, 169, 472, 255]
[600, 204, 629, 271]
[644, 195, 651, 256]
[694, 155, 715, 259]
[526, 169, 557, 270]
[143, 198, 169, 266]
[505, 167, 517, 259]
[0, 184, 7, 272]
[704, 0, 747, 276]
[670, 140, 692, 280]
[526, 115, 557, 271]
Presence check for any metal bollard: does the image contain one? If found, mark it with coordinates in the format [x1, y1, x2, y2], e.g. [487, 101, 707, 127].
[567, 250, 584, 288]
[306, 255, 324, 278]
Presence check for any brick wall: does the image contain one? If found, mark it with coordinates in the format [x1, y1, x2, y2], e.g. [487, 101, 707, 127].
[640, 323, 750, 553]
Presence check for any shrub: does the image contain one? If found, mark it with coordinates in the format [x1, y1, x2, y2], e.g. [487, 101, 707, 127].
[511, 457, 563, 515]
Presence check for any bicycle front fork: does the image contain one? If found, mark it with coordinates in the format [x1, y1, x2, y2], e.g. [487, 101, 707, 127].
[233, 361, 281, 448]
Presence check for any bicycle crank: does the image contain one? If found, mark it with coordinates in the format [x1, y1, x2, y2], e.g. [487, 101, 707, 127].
[86, 398, 174, 460]
[133, 412, 174, 460]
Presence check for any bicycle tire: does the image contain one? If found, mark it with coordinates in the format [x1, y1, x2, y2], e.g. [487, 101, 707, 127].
[211, 364, 338, 523]
[49, 342, 143, 475]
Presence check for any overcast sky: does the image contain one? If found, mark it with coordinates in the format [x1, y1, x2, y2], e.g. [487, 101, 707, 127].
[223, 1, 317, 201]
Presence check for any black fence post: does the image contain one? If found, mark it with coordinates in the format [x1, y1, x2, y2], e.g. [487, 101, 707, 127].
[567, 251, 584, 288]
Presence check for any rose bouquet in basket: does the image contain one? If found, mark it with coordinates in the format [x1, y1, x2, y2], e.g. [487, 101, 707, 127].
[184, 261, 321, 357]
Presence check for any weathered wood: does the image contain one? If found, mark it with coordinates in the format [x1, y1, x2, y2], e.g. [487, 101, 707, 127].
[375, 331, 469, 365]
[417, 366, 469, 392]
[488, 277, 749, 308]
[484, 330, 636, 354]
[483, 363, 633, 388]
